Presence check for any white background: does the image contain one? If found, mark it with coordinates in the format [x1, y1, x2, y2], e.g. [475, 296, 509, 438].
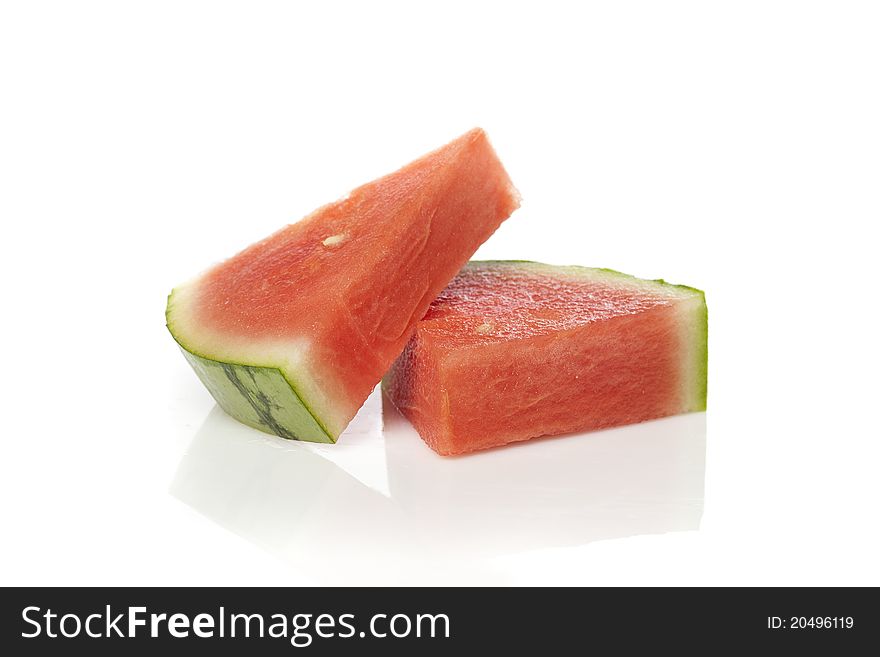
[1, 1, 878, 586]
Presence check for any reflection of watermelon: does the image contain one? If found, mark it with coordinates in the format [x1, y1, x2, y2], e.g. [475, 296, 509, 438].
[167, 130, 519, 442]
[384, 261, 708, 455]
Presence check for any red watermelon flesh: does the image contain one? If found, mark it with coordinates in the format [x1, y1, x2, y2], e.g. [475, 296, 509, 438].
[384, 261, 708, 455]
[167, 130, 519, 442]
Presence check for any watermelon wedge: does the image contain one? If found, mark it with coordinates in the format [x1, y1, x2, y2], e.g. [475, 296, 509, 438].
[167, 130, 519, 443]
[384, 261, 708, 455]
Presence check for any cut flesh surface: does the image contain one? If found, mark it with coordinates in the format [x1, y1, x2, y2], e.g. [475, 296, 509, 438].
[167, 130, 520, 442]
[384, 261, 708, 455]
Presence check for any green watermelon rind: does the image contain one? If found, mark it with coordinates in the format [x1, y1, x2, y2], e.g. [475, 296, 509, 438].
[468, 260, 708, 411]
[166, 291, 335, 444]
[694, 300, 708, 411]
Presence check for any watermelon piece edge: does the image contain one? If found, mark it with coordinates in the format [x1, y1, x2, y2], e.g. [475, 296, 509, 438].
[167, 294, 335, 443]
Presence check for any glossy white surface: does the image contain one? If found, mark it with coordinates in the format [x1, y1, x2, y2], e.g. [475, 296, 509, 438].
[1, 1, 878, 586]
[170, 391, 706, 585]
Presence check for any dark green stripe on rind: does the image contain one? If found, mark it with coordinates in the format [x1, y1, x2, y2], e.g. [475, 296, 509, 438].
[173, 338, 334, 444]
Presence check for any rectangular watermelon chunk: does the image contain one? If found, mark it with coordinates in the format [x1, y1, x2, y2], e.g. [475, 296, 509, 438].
[384, 261, 707, 455]
[166, 130, 520, 442]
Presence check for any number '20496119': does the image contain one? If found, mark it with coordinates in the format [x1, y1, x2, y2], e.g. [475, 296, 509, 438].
[767, 616, 854, 629]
